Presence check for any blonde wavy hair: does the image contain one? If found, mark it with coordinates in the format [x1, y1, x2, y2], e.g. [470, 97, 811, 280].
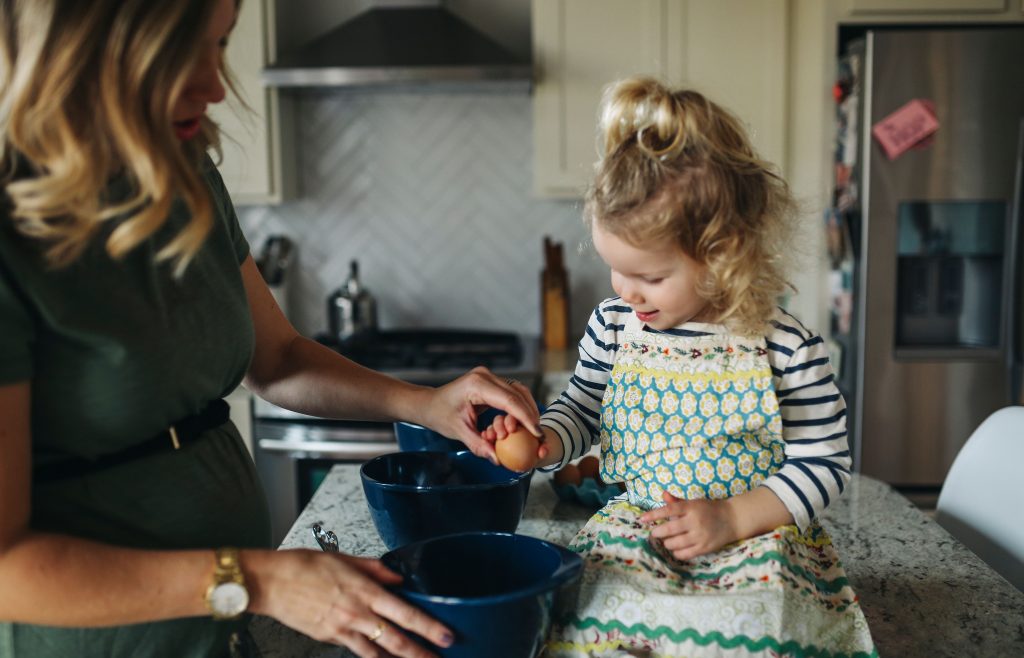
[0, 0, 237, 276]
[586, 77, 796, 335]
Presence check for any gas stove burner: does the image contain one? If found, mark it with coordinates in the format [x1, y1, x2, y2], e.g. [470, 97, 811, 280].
[315, 329, 523, 372]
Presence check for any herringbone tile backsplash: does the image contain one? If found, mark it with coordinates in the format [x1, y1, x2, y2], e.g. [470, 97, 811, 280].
[236, 89, 610, 340]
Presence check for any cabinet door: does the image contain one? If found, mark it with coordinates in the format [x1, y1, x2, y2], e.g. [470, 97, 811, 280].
[532, 0, 789, 198]
[533, 0, 671, 198]
[849, 0, 1006, 12]
[209, 0, 293, 205]
[665, 0, 789, 175]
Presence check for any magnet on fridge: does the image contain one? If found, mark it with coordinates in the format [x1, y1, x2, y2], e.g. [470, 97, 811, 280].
[871, 99, 939, 160]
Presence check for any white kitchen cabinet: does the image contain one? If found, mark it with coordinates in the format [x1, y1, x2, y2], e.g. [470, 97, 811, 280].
[664, 1, 789, 177]
[532, 0, 789, 198]
[849, 0, 1006, 12]
[532, 0, 669, 197]
[838, 0, 1024, 21]
[209, 0, 294, 205]
[225, 386, 254, 457]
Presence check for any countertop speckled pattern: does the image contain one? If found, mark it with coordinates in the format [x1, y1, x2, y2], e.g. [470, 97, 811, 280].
[249, 467, 1024, 657]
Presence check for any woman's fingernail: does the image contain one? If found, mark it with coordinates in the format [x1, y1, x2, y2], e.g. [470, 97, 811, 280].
[441, 632, 455, 646]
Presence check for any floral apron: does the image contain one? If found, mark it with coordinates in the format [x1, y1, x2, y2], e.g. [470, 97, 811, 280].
[544, 315, 876, 658]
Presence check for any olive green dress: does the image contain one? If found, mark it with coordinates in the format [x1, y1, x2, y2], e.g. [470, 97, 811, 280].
[0, 159, 272, 657]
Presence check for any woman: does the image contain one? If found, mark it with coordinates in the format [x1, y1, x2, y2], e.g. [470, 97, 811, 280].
[0, 1, 541, 657]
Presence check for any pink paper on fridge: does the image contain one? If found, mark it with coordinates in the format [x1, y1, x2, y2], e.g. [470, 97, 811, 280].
[871, 99, 939, 159]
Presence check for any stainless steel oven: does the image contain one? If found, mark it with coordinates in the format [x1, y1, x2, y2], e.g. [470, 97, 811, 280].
[253, 330, 539, 544]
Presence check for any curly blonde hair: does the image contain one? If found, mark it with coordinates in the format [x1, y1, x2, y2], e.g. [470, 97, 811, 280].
[586, 77, 796, 335]
[0, 0, 238, 276]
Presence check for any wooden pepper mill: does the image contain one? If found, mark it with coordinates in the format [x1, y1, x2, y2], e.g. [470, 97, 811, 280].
[542, 236, 571, 350]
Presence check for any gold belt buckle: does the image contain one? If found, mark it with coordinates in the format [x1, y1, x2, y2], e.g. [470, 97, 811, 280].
[169, 425, 181, 450]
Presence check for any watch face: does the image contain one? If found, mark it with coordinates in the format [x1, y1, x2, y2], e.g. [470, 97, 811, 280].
[210, 582, 249, 617]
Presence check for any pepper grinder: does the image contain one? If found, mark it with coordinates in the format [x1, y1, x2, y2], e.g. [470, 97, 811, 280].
[541, 236, 570, 350]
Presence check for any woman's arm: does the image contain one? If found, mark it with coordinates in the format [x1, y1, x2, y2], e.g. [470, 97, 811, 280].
[0, 381, 452, 655]
[0, 381, 215, 625]
[241, 255, 433, 422]
[239, 256, 540, 459]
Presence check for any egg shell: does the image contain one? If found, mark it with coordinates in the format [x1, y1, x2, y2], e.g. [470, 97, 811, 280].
[578, 455, 600, 480]
[553, 463, 582, 487]
[495, 429, 540, 472]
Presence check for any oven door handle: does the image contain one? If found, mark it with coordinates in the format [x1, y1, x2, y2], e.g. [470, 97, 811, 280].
[257, 438, 397, 459]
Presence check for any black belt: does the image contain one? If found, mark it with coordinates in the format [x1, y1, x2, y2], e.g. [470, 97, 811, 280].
[34, 399, 231, 484]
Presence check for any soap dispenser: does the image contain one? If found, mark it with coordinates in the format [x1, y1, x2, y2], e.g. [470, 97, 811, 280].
[327, 260, 377, 343]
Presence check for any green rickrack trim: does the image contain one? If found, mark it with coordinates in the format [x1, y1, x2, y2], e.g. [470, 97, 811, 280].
[572, 531, 851, 594]
[567, 618, 878, 658]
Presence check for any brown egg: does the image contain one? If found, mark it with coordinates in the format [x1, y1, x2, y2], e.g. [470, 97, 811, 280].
[495, 428, 540, 472]
[553, 463, 582, 487]
[577, 455, 600, 481]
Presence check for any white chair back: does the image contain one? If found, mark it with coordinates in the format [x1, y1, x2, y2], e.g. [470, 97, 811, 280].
[935, 406, 1024, 592]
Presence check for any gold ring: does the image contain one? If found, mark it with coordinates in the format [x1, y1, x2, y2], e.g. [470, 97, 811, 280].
[368, 622, 385, 642]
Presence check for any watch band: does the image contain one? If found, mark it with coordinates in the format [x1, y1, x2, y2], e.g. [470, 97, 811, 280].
[214, 547, 243, 580]
[206, 547, 249, 620]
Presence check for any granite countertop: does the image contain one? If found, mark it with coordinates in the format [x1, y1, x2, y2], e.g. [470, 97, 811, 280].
[249, 468, 1024, 657]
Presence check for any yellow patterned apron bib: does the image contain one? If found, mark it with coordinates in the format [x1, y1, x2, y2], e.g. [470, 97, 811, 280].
[544, 315, 876, 658]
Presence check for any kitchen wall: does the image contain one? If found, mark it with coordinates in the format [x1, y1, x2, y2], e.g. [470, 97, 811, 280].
[235, 87, 611, 339]
[246, 0, 831, 340]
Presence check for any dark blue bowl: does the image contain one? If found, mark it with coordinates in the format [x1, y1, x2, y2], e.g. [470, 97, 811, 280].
[360, 451, 533, 550]
[394, 407, 510, 452]
[382, 532, 583, 658]
[394, 422, 465, 452]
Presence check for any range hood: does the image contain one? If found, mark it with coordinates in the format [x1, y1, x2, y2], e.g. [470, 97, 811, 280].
[263, 6, 532, 88]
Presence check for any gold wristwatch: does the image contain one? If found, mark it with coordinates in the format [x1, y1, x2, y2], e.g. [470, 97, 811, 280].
[205, 548, 250, 620]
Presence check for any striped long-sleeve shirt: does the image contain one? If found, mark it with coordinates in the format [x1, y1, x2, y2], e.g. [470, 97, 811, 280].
[539, 297, 852, 530]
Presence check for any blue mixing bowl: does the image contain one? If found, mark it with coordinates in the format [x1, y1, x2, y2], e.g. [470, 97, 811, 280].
[394, 407, 511, 452]
[382, 532, 583, 658]
[360, 451, 533, 550]
[393, 422, 465, 452]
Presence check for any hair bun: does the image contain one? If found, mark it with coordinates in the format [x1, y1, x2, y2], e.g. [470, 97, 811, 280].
[598, 77, 689, 161]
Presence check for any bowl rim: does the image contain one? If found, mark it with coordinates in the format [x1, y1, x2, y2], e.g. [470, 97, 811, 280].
[382, 531, 582, 605]
[360, 450, 532, 492]
[394, 405, 541, 434]
[393, 420, 433, 431]
[393, 421, 463, 448]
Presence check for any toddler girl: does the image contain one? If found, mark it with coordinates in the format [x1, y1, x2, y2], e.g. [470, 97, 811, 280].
[486, 78, 875, 657]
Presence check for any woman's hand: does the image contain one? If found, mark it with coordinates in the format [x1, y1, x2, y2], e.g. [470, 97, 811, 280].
[418, 367, 541, 463]
[640, 491, 740, 561]
[246, 549, 452, 658]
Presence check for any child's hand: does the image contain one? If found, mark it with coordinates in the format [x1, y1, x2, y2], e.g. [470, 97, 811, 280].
[480, 414, 550, 463]
[479, 411, 515, 441]
[640, 491, 739, 561]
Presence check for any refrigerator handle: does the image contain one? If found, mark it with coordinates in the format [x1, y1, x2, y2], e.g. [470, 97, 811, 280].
[1008, 118, 1024, 405]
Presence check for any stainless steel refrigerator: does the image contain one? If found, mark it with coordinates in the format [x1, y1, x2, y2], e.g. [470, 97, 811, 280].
[829, 27, 1024, 496]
